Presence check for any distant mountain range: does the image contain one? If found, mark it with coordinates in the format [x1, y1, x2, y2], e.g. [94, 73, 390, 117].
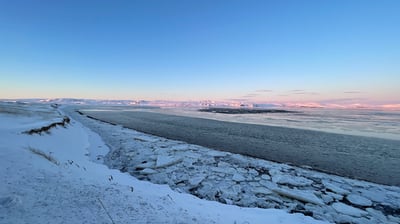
[1, 98, 399, 110]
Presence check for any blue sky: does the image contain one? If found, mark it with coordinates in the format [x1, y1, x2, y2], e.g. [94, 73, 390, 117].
[1, 0, 399, 105]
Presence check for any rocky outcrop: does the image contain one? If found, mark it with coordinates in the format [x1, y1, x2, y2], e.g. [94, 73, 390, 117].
[23, 116, 70, 135]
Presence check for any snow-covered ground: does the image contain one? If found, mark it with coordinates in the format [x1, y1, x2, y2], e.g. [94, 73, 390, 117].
[65, 107, 400, 224]
[0, 102, 327, 223]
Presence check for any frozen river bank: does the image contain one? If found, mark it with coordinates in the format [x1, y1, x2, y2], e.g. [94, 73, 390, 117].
[79, 108, 400, 186]
[63, 106, 400, 224]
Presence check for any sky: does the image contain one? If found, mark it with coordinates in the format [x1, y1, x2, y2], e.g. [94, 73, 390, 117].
[0, 0, 399, 106]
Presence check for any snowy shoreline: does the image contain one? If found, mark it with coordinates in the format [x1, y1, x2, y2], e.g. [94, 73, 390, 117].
[2, 102, 400, 224]
[0, 102, 328, 223]
[78, 108, 400, 186]
[63, 105, 400, 224]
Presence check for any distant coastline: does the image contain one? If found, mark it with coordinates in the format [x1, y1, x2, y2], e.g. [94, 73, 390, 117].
[198, 107, 295, 114]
